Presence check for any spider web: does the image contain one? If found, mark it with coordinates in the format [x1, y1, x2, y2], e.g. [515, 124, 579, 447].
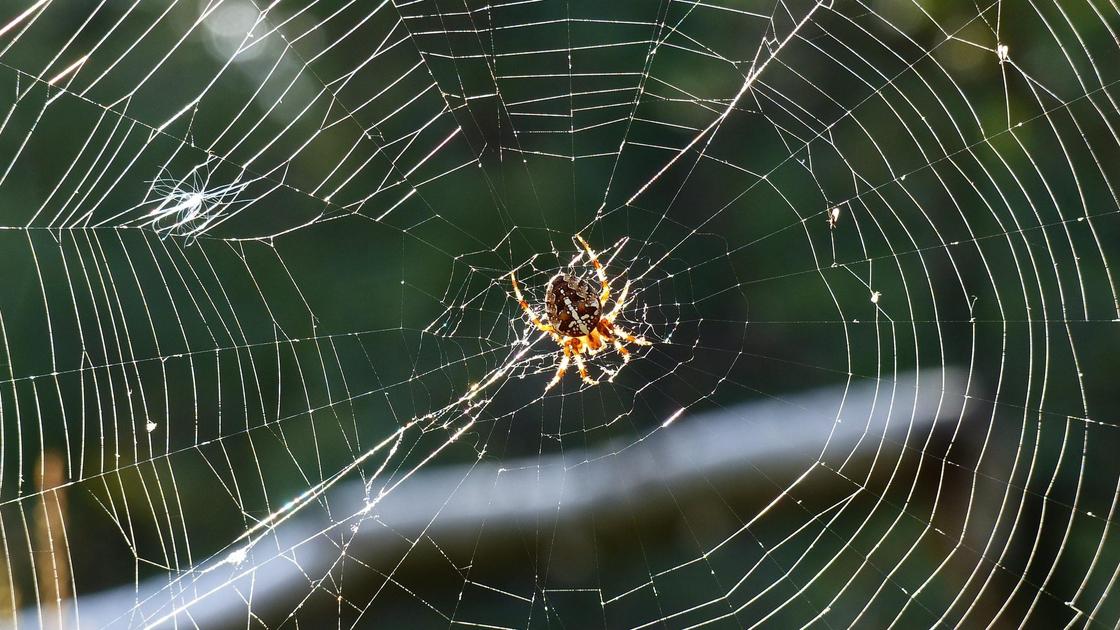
[0, 0, 1118, 627]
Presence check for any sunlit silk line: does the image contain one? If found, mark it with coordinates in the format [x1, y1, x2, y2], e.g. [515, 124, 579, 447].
[622, 1, 826, 208]
[0, 0, 51, 39]
[142, 338, 540, 628]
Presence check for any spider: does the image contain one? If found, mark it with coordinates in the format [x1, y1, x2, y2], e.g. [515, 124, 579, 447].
[510, 235, 651, 390]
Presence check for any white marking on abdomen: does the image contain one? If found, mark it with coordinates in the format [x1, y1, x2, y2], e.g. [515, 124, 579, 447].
[563, 297, 591, 335]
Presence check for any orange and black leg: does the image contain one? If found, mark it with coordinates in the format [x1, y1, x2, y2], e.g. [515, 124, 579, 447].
[602, 329, 632, 364]
[614, 327, 650, 346]
[575, 235, 611, 304]
[511, 271, 556, 334]
[546, 342, 573, 391]
[568, 337, 597, 385]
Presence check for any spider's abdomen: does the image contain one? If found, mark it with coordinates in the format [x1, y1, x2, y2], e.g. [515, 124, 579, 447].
[545, 274, 601, 337]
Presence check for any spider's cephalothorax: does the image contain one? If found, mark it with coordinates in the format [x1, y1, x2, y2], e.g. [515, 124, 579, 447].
[546, 274, 602, 337]
[510, 235, 651, 390]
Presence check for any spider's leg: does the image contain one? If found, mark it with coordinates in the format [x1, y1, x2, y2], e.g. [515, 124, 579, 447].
[575, 234, 611, 303]
[585, 330, 603, 353]
[613, 325, 651, 346]
[598, 328, 632, 365]
[545, 342, 572, 391]
[594, 326, 630, 373]
[573, 349, 598, 386]
[605, 280, 630, 321]
[511, 271, 556, 333]
[613, 339, 631, 364]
